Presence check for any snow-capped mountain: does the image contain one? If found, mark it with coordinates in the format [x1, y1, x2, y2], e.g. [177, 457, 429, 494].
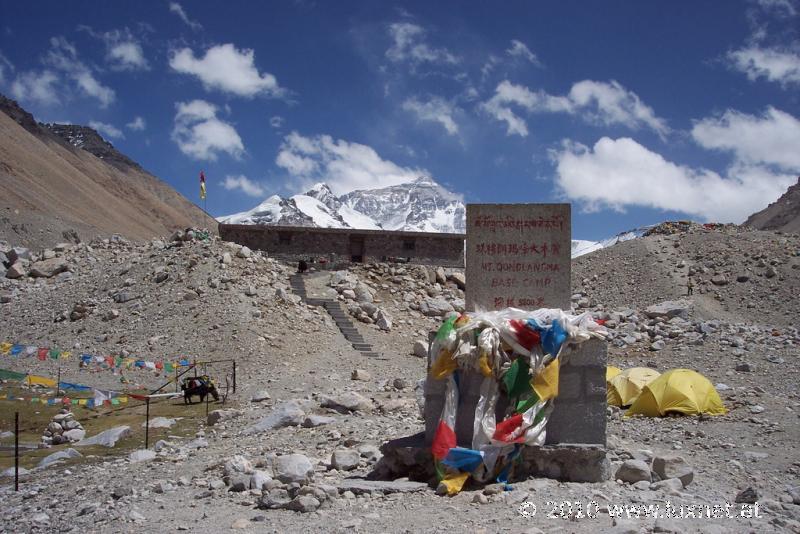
[219, 177, 647, 257]
[570, 228, 649, 258]
[219, 177, 465, 233]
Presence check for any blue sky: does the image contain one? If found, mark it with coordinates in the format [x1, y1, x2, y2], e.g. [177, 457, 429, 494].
[1, 1, 798, 240]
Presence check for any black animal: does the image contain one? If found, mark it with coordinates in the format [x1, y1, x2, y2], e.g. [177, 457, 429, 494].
[181, 377, 219, 404]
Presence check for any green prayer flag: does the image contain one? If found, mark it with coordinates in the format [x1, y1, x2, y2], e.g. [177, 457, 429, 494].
[515, 391, 540, 414]
[0, 368, 27, 381]
[49, 349, 60, 359]
[503, 358, 532, 398]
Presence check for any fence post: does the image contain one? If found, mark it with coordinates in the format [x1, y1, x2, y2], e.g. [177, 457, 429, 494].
[145, 397, 150, 449]
[15, 411, 19, 492]
[233, 361, 237, 394]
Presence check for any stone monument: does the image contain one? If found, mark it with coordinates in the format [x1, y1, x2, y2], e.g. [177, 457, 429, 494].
[423, 203, 608, 481]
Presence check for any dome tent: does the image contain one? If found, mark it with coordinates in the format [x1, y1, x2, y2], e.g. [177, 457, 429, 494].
[626, 369, 727, 417]
[607, 367, 660, 407]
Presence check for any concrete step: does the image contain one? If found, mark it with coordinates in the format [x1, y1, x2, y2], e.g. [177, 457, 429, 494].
[361, 352, 381, 358]
[352, 344, 372, 351]
[344, 336, 365, 343]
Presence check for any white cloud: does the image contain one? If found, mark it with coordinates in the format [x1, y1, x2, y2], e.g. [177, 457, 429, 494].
[506, 39, 540, 65]
[692, 107, 800, 171]
[276, 131, 428, 195]
[482, 79, 668, 138]
[753, 0, 797, 16]
[126, 116, 146, 131]
[222, 174, 266, 197]
[170, 43, 284, 98]
[44, 36, 115, 107]
[270, 115, 285, 129]
[402, 97, 459, 135]
[552, 136, 796, 223]
[80, 26, 149, 71]
[171, 99, 244, 161]
[89, 120, 125, 139]
[106, 39, 148, 71]
[386, 22, 459, 66]
[728, 46, 800, 87]
[10, 70, 60, 106]
[169, 2, 203, 31]
[0, 51, 12, 84]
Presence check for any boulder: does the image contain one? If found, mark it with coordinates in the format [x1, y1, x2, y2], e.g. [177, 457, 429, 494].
[711, 274, 728, 286]
[224, 455, 254, 476]
[38, 448, 82, 468]
[207, 409, 242, 426]
[283, 495, 321, 513]
[615, 459, 652, 484]
[644, 300, 692, 320]
[331, 449, 360, 471]
[412, 340, 428, 358]
[351, 369, 371, 381]
[652, 455, 693, 487]
[320, 392, 372, 413]
[354, 283, 374, 303]
[237, 246, 252, 258]
[435, 267, 446, 284]
[250, 390, 271, 403]
[5, 262, 25, 279]
[63, 429, 86, 442]
[244, 401, 305, 434]
[250, 470, 273, 490]
[142, 417, 176, 429]
[376, 309, 392, 331]
[76, 425, 131, 447]
[129, 449, 157, 463]
[29, 258, 68, 278]
[302, 415, 335, 428]
[419, 297, 454, 317]
[7, 247, 30, 264]
[274, 454, 314, 485]
[448, 272, 466, 290]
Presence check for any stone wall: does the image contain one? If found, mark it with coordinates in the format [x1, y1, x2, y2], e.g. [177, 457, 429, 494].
[218, 224, 465, 267]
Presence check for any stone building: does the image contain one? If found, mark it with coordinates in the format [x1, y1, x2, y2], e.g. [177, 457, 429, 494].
[218, 224, 465, 267]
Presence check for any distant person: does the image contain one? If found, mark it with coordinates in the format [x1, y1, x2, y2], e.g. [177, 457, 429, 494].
[687, 277, 694, 296]
[298, 259, 308, 273]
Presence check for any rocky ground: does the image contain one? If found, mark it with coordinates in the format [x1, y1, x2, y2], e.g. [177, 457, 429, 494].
[0, 223, 798, 533]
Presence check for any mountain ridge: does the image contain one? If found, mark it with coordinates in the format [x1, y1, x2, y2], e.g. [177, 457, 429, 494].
[219, 176, 466, 234]
[0, 94, 216, 250]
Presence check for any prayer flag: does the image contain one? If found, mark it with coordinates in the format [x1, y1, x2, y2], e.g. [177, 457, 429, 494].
[200, 170, 206, 199]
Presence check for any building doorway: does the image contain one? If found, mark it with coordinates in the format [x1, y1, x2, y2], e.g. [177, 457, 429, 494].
[349, 235, 365, 262]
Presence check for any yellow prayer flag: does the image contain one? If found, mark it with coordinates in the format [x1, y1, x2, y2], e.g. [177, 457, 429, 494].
[27, 375, 57, 387]
[440, 472, 470, 495]
[429, 349, 458, 380]
[532, 358, 560, 401]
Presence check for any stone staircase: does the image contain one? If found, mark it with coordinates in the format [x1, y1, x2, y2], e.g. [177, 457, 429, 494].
[289, 274, 380, 358]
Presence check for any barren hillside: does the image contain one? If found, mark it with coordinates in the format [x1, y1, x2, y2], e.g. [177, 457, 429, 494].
[0, 95, 216, 250]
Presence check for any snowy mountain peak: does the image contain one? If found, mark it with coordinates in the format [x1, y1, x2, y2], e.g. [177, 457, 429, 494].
[219, 177, 464, 233]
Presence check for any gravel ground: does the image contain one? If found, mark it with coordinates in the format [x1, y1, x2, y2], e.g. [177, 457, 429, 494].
[0, 224, 798, 533]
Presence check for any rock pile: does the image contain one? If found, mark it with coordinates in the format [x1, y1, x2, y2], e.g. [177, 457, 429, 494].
[42, 409, 85, 446]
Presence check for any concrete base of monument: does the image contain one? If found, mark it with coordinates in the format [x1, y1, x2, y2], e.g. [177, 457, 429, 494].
[376, 432, 610, 484]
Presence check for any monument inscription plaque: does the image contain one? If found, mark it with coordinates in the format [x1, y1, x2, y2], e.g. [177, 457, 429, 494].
[465, 203, 571, 312]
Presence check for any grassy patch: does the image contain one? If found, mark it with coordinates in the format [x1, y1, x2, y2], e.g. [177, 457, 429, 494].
[0, 383, 228, 471]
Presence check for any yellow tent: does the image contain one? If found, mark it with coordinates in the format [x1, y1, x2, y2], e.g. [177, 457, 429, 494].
[607, 367, 660, 407]
[626, 369, 727, 417]
[606, 366, 622, 382]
